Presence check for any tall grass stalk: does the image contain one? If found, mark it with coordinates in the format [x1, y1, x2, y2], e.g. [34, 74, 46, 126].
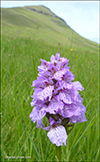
[55, 146, 61, 162]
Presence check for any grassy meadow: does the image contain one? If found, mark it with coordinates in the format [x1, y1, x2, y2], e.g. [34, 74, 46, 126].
[1, 5, 99, 162]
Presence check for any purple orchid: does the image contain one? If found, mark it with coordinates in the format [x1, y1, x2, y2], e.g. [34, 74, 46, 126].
[29, 52, 87, 146]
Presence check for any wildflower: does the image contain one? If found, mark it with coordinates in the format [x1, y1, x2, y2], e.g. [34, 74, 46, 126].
[30, 52, 87, 146]
[70, 49, 73, 51]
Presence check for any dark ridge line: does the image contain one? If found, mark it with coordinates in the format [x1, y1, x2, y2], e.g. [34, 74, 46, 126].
[25, 6, 67, 25]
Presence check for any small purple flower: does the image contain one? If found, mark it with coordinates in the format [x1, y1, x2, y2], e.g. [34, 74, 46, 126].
[29, 52, 87, 146]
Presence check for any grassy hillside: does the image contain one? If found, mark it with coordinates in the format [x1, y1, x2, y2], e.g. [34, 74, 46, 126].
[1, 5, 99, 162]
[1, 5, 99, 50]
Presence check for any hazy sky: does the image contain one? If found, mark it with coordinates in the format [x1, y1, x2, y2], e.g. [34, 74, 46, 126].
[1, 1, 99, 43]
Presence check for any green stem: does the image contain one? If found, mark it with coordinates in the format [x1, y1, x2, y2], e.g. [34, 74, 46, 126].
[70, 30, 74, 49]
[55, 146, 61, 162]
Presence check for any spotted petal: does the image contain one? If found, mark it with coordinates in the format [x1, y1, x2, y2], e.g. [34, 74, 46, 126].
[29, 106, 46, 123]
[73, 81, 84, 91]
[46, 96, 64, 114]
[47, 125, 67, 146]
[37, 85, 54, 101]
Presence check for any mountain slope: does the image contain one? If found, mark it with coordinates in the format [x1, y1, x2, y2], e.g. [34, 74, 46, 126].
[1, 5, 98, 49]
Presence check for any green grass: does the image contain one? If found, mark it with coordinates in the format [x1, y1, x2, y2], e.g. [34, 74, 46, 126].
[1, 5, 99, 162]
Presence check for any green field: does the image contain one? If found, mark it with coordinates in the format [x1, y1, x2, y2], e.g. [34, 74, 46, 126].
[1, 5, 99, 162]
